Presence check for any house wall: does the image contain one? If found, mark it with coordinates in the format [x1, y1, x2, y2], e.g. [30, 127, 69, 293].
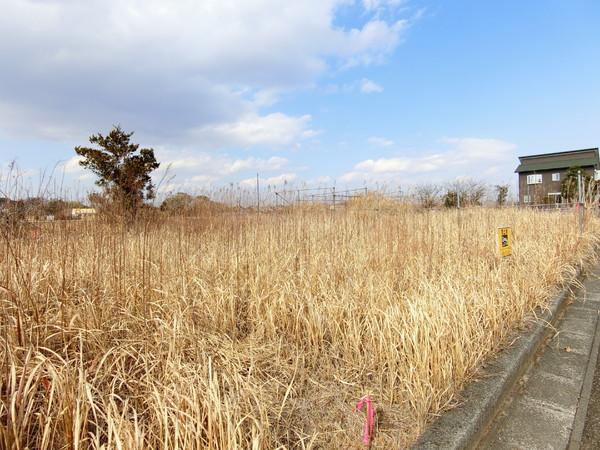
[518, 167, 595, 203]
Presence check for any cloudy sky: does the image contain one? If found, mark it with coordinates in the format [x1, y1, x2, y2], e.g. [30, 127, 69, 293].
[1, 0, 599, 199]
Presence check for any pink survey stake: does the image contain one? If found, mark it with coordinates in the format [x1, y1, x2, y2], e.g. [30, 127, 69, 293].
[355, 395, 375, 446]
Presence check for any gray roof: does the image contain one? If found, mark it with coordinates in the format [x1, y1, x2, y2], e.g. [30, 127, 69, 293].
[515, 148, 599, 173]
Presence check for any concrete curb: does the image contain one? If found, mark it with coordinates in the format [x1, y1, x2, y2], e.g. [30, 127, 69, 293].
[413, 270, 584, 450]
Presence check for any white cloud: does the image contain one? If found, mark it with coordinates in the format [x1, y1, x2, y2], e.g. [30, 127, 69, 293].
[226, 156, 289, 174]
[302, 129, 321, 139]
[311, 175, 333, 184]
[62, 155, 84, 173]
[160, 154, 214, 171]
[149, 150, 294, 193]
[189, 175, 219, 185]
[158, 175, 217, 193]
[252, 88, 282, 108]
[355, 153, 446, 173]
[0, 0, 409, 145]
[342, 137, 517, 183]
[367, 136, 394, 147]
[439, 137, 517, 161]
[158, 152, 289, 176]
[56, 155, 97, 182]
[160, 169, 298, 195]
[363, 0, 406, 12]
[324, 78, 384, 95]
[360, 79, 384, 93]
[240, 173, 297, 187]
[190, 113, 313, 148]
[339, 171, 368, 183]
[51, 146, 293, 193]
[0, 161, 37, 184]
[356, 158, 408, 173]
[338, 19, 408, 67]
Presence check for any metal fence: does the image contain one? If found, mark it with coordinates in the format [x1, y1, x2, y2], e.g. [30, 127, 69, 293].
[273, 187, 368, 207]
[520, 202, 579, 211]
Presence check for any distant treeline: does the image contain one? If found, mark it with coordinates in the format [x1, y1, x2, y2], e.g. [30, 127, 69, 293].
[159, 192, 233, 215]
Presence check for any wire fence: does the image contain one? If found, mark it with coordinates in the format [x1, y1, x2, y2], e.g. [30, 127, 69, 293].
[273, 187, 369, 208]
[521, 202, 579, 211]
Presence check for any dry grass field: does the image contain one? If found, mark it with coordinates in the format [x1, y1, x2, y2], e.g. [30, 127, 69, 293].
[1, 204, 599, 449]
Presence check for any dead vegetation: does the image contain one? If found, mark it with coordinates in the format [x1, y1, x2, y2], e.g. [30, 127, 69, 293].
[1, 205, 599, 449]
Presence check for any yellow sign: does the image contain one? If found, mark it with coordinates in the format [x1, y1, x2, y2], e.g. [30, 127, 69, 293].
[498, 227, 513, 257]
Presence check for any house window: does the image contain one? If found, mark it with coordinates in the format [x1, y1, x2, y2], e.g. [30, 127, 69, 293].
[548, 193, 561, 204]
[527, 174, 542, 185]
[523, 195, 531, 203]
[552, 173, 560, 182]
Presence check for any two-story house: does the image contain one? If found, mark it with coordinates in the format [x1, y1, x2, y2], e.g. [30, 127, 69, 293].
[515, 148, 599, 204]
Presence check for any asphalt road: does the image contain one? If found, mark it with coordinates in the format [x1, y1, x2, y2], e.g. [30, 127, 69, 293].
[581, 350, 600, 449]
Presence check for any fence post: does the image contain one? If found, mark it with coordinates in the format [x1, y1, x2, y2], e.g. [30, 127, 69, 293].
[332, 186, 336, 210]
[578, 170, 584, 234]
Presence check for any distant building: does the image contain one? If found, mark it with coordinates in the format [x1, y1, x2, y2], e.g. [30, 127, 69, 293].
[71, 208, 97, 219]
[515, 148, 600, 204]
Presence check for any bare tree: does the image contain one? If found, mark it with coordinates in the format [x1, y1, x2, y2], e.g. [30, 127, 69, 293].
[415, 184, 441, 209]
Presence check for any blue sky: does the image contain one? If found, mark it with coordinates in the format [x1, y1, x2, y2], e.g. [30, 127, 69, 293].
[1, 0, 599, 200]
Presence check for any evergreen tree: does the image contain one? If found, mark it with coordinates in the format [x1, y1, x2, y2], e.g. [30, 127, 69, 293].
[75, 126, 160, 217]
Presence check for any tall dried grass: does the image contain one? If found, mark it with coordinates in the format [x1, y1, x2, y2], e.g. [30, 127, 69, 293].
[1, 206, 598, 449]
